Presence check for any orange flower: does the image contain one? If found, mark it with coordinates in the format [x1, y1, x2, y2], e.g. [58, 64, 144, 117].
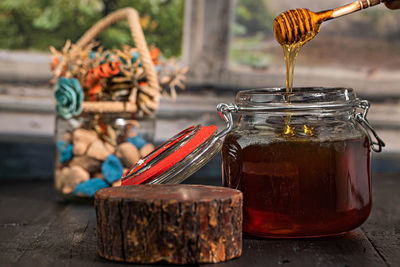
[51, 58, 59, 71]
[150, 47, 160, 65]
[86, 61, 120, 100]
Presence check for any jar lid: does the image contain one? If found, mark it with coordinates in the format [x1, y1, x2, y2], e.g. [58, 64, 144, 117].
[121, 104, 233, 185]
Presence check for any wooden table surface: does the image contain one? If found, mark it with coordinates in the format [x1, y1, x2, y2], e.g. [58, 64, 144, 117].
[0, 174, 399, 267]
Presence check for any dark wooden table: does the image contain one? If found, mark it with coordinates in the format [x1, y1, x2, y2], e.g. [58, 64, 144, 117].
[1, 174, 399, 267]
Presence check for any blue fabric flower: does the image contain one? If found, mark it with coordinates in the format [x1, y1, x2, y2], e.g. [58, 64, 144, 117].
[128, 134, 146, 149]
[131, 51, 139, 63]
[131, 51, 143, 67]
[56, 140, 73, 163]
[89, 51, 97, 60]
[102, 154, 124, 183]
[54, 77, 84, 119]
[73, 178, 109, 197]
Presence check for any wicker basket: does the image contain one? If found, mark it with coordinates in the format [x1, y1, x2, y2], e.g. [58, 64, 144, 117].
[74, 7, 160, 114]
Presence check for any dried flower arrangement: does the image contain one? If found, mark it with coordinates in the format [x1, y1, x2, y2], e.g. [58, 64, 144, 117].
[50, 40, 187, 119]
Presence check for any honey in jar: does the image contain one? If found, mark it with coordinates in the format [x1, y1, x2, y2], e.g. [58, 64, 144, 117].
[221, 87, 374, 238]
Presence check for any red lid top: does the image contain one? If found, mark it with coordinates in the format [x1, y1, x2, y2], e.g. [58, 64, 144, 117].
[121, 125, 219, 185]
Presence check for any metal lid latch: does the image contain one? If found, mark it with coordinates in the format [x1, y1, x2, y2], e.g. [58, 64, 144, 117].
[355, 100, 385, 152]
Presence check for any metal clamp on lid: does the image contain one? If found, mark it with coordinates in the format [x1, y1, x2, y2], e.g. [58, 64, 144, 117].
[355, 100, 386, 152]
[216, 103, 235, 138]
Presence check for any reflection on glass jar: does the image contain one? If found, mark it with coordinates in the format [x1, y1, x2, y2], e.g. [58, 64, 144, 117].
[222, 88, 372, 238]
[54, 112, 155, 199]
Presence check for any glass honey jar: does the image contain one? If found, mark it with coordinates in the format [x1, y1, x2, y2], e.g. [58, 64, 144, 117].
[221, 87, 384, 238]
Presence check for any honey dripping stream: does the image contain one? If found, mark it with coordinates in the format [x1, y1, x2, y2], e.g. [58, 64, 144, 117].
[273, 8, 332, 136]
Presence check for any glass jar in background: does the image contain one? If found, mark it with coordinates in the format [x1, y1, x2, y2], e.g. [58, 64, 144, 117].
[54, 112, 155, 199]
[222, 87, 382, 238]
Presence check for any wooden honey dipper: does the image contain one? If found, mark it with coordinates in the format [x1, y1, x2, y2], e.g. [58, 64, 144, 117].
[274, 0, 388, 45]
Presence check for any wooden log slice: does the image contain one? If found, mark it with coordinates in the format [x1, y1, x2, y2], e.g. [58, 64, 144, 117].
[95, 184, 242, 264]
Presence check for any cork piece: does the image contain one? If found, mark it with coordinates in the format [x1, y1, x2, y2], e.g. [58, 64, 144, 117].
[73, 129, 99, 156]
[112, 179, 121, 187]
[95, 184, 243, 264]
[115, 142, 141, 168]
[104, 142, 115, 154]
[70, 155, 102, 174]
[139, 143, 154, 157]
[87, 140, 114, 161]
[56, 165, 90, 194]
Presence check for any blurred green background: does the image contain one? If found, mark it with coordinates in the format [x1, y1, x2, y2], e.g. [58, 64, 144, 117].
[0, 0, 184, 58]
[1, 0, 400, 67]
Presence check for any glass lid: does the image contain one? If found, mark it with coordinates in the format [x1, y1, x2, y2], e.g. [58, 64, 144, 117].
[236, 87, 360, 112]
[121, 104, 233, 185]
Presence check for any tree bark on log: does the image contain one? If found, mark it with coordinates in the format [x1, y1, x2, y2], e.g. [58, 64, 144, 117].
[95, 184, 242, 264]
